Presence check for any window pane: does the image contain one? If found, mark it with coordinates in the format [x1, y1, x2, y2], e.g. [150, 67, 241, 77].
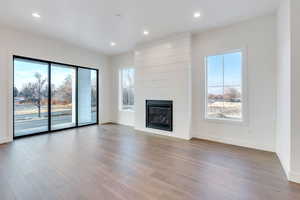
[224, 52, 242, 87]
[223, 87, 242, 119]
[14, 58, 49, 137]
[78, 68, 97, 126]
[207, 55, 223, 87]
[121, 68, 134, 110]
[51, 64, 76, 130]
[224, 52, 242, 120]
[207, 87, 224, 119]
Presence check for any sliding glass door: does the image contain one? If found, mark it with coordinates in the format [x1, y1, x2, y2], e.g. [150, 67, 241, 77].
[14, 58, 49, 137]
[13, 56, 99, 138]
[51, 64, 76, 130]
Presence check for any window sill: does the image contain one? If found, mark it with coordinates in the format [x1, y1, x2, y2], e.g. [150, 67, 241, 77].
[119, 109, 135, 113]
[204, 117, 247, 126]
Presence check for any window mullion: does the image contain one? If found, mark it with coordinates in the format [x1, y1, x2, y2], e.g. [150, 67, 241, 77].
[222, 55, 225, 118]
[121, 70, 123, 108]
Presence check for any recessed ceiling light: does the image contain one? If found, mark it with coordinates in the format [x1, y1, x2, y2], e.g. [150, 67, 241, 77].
[110, 42, 116, 46]
[193, 12, 201, 18]
[32, 12, 41, 18]
[143, 30, 149, 35]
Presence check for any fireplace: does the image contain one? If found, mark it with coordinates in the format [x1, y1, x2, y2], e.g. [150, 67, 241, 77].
[146, 100, 173, 131]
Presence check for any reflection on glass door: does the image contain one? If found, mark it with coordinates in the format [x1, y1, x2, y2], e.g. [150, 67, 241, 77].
[78, 68, 98, 126]
[14, 58, 49, 137]
[51, 64, 76, 130]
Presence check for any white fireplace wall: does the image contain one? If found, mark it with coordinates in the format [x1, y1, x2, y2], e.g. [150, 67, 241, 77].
[134, 33, 192, 140]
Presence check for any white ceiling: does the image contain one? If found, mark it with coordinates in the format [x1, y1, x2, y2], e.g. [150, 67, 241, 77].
[0, 0, 280, 55]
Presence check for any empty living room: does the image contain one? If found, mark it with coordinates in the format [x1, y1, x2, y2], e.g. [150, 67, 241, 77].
[1, 0, 300, 199]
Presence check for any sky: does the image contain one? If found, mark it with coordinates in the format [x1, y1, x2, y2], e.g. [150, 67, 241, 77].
[207, 51, 242, 95]
[14, 59, 96, 91]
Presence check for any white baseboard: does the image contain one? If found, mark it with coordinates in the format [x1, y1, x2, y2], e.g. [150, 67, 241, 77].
[276, 152, 290, 179]
[277, 153, 300, 184]
[0, 137, 12, 144]
[276, 157, 300, 184]
[100, 121, 114, 125]
[117, 122, 135, 127]
[135, 127, 191, 140]
[288, 171, 300, 184]
[193, 134, 274, 152]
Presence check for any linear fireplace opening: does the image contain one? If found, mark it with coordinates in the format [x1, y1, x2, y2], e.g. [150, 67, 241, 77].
[146, 100, 173, 132]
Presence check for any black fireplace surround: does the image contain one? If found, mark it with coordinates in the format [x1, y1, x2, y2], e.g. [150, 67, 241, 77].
[146, 100, 173, 132]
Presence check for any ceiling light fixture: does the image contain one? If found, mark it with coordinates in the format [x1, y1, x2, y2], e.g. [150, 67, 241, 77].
[110, 42, 116, 46]
[143, 30, 149, 35]
[193, 12, 201, 18]
[32, 12, 41, 18]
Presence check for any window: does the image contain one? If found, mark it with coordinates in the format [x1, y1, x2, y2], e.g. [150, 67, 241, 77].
[205, 50, 244, 121]
[120, 68, 135, 111]
[13, 56, 99, 138]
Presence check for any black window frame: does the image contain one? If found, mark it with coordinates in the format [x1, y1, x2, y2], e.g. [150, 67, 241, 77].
[13, 55, 99, 139]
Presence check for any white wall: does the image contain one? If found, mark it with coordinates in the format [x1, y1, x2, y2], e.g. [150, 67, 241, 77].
[191, 15, 277, 152]
[0, 26, 112, 144]
[275, 0, 300, 184]
[134, 33, 192, 140]
[276, 0, 291, 177]
[290, 0, 300, 183]
[110, 52, 135, 126]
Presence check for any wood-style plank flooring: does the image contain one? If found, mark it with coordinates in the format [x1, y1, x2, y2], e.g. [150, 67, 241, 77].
[0, 124, 300, 200]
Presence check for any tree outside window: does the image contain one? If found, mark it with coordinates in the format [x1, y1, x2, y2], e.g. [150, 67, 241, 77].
[120, 68, 134, 111]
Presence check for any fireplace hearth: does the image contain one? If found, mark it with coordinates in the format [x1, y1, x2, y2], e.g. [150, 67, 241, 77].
[146, 100, 173, 132]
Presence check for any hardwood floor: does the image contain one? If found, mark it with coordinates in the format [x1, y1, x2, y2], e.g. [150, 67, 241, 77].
[0, 124, 300, 200]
